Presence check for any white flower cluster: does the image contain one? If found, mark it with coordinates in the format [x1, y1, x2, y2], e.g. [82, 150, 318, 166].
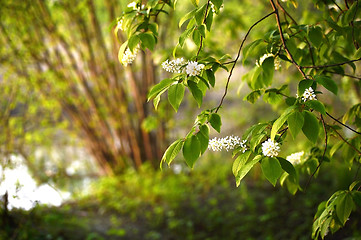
[162, 59, 204, 76]
[286, 151, 304, 165]
[121, 47, 139, 66]
[127, 1, 146, 11]
[301, 87, 317, 102]
[161, 58, 185, 73]
[208, 136, 247, 152]
[261, 139, 280, 157]
[185, 61, 205, 76]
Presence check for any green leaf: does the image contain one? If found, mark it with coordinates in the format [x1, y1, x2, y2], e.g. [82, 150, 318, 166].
[336, 193, 354, 225]
[128, 34, 140, 52]
[139, 32, 156, 50]
[271, 106, 296, 140]
[206, 69, 215, 87]
[352, 191, 361, 208]
[118, 40, 128, 63]
[242, 39, 263, 64]
[305, 100, 326, 114]
[302, 111, 319, 144]
[179, 26, 195, 47]
[260, 57, 274, 87]
[261, 157, 283, 187]
[196, 124, 209, 155]
[195, 4, 207, 25]
[148, 78, 175, 101]
[244, 90, 262, 103]
[205, 9, 213, 31]
[288, 111, 304, 139]
[179, 8, 197, 28]
[298, 79, 314, 96]
[168, 83, 185, 112]
[209, 113, 221, 133]
[232, 150, 252, 176]
[183, 135, 201, 168]
[235, 155, 262, 187]
[277, 157, 297, 181]
[161, 139, 184, 166]
[210, 0, 223, 9]
[198, 24, 206, 38]
[315, 75, 338, 95]
[188, 80, 203, 107]
[308, 26, 323, 48]
[190, 0, 199, 7]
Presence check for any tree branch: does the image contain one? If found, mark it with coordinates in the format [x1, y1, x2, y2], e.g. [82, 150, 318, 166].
[196, 0, 211, 61]
[269, 0, 308, 79]
[302, 57, 361, 69]
[215, 11, 276, 113]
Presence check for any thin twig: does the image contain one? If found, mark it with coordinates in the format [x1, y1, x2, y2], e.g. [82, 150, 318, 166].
[305, 114, 328, 190]
[302, 57, 361, 69]
[325, 70, 361, 80]
[331, 0, 343, 11]
[326, 111, 361, 135]
[215, 11, 276, 113]
[330, 125, 361, 155]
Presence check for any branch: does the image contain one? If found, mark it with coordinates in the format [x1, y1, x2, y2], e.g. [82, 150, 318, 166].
[325, 70, 361, 80]
[330, 126, 361, 155]
[196, 0, 211, 61]
[302, 57, 361, 69]
[215, 11, 276, 113]
[326, 111, 361, 135]
[305, 114, 328, 190]
[269, 0, 308, 79]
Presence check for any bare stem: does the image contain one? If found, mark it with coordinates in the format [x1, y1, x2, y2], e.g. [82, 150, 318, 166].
[326, 112, 361, 135]
[302, 57, 361, 69]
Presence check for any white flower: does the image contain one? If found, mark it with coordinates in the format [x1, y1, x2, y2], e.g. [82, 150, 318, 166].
[286, 151, 304, 165]
[127, 2, 137, 9]
[185, 61, 204, 76]
[161, 58, 185, 73]
[208, 136, 247, 152]
[301, 87, 317, 102]
[261, 139, 280, 157]
[121, 47, 139, 66]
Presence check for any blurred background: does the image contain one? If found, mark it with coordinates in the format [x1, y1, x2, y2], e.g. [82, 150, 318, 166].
[0, 0, 360, 239]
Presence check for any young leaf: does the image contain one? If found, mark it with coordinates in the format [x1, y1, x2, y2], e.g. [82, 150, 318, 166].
[183, 135, 201, 168]
[261, 157, 283, 187]
[288, 111, 304, 139]
[179, 8, 197, 28]
[190, 0, 199, 7]
[209, 113, 221, 133]
[168, 83, 185, 112]
[210, 0, 223, 9]
[235, 155, 262, 187]
[128, 34, 140, 52]
[242, 39, 263, 64]
[179, 26, 195, 47]
[302, 111, 319, 144]
[232, 151, 252, 176]
[161, 139, 184, 166]
[148, 78, 175, 101]
[271, 106, 296, 140]
[197, 124, 210, 155]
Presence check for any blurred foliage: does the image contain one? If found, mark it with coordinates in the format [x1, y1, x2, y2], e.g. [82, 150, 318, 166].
[1, 159, 360, 240]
